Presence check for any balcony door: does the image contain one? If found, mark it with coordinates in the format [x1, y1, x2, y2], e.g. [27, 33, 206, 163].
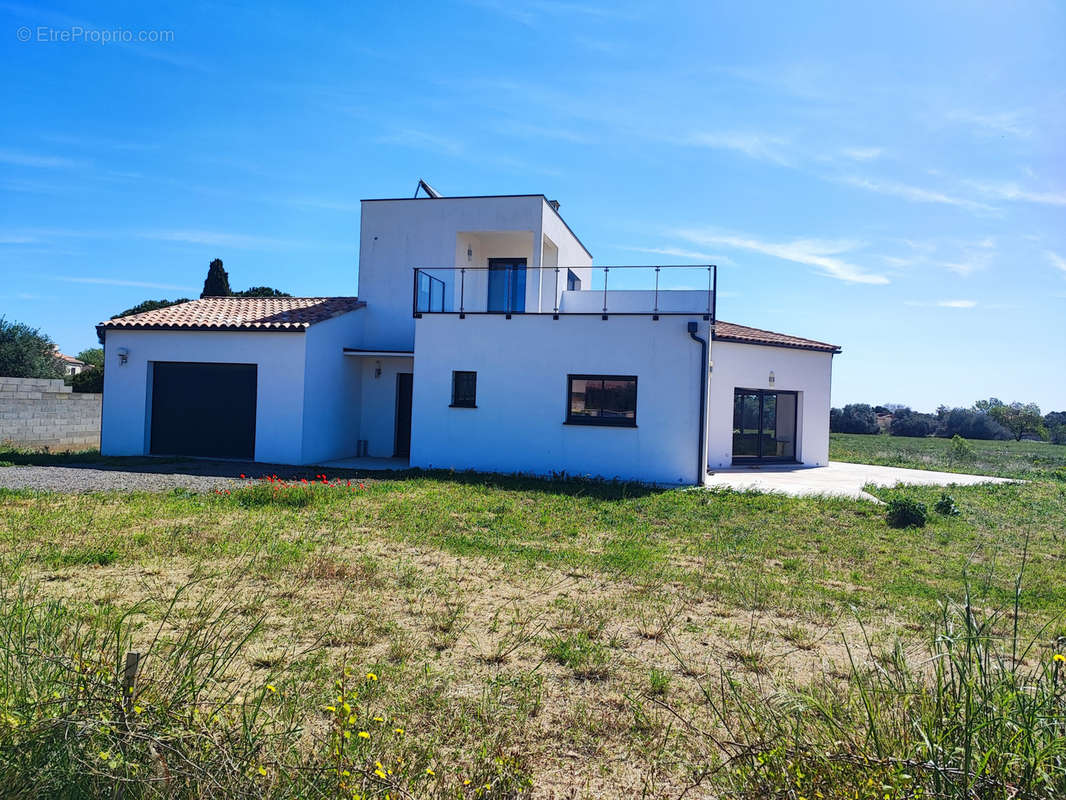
[487, 258, 526, 313]
[732, 389, 797, 463]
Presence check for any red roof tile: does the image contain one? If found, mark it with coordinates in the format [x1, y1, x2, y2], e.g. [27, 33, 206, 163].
[714, 320, 840, 353]
[98, 297, 365, 333]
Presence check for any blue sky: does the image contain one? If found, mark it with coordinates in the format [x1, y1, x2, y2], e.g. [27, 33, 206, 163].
[2, 0, 1064, 411]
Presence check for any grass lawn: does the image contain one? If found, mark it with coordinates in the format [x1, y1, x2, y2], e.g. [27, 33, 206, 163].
[0, 441, 1064, 797]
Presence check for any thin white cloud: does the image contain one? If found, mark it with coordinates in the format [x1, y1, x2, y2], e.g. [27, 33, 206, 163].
[683, 132, 792, 165]
[1047, 251, 1066, 274]
[943, 109, 1031, 139]
[136, 229, 303, 249]
[621, 246, 736, 266]
[840, 147, 883, 161]
[905, 299, 978, 309]
[675, 229, 889, 285]
[839, 176, 995, 213]
[970, 181, 1066, 206]
[0, 149, 82, 169]
[51, 276, 196, 291]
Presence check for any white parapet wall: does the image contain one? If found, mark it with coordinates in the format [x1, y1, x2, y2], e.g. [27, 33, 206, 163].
[0, 377, 102, 451]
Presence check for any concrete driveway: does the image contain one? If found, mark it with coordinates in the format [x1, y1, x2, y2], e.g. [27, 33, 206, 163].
[704, 461, 1014, 501]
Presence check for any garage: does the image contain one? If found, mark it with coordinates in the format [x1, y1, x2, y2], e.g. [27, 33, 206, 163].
[149, 362, 257, 459]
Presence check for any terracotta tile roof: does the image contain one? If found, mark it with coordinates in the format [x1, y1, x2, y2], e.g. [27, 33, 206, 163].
[98, 297, 365, 333]
[55, 351, 86, 365]
[714, 320, 841, 353]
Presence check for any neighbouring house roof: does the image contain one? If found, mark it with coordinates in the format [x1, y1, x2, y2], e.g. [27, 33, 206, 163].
[97, 297, 365, 334]
[55, 351, 86, 366]
[714, 321, 841, 353]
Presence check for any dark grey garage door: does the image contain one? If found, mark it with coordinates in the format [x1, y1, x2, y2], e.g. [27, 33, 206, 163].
[150, 362, 257, 459]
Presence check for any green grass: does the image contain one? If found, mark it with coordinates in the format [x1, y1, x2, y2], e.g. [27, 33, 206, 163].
[831, 431, 1066, 479]
[0, 441, 1063, 797]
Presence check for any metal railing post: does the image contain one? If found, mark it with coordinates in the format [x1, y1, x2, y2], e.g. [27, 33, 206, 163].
[412, 268, 421, 318]
[653, 266, 660, 320]
[711, 265, 717, 323]
[705, 266, 712, 320]
[601, 266, 609, 320]
[553, 267, 560, 319]
[459, 268, 466, 318]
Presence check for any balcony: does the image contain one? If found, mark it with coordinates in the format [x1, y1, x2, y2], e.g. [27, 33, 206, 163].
[413, 264, 717, 321]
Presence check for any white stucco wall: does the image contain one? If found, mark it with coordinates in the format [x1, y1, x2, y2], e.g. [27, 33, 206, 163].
[358, 196, 592, 349]
[409, 315, 709, 485]
[300, 313, 364, 464]
[100, 329, 308, 463]
[560, 289, 712, 314]
[356, 356, 414, 457]
[706, 339, 834, 468]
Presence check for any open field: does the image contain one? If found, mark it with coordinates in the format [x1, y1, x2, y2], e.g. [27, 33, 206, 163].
[0, 445, 1064, 797]
[830, 431, 1066, 480]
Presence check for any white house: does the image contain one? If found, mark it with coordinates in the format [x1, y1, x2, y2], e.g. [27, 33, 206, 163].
[98, 185, 840, 485]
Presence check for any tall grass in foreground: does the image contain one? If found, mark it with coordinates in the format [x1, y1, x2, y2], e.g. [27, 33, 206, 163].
[0, 577, 532, 799]
[674, 575, 1066, 798]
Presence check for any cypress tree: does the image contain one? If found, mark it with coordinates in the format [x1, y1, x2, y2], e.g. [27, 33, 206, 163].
[201, 258, 232, 298]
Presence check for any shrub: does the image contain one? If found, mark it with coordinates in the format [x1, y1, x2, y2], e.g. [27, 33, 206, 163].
[885, 496, 927, 528]
[949, 433, 975, 460]
[933, 492, 960, 516]
[889, 411, 937, 437]
[830, 404, 879, 434]
[936, 407, 1011, 440]
[70, 365, 103, 393]
[0, 317, 64, 379]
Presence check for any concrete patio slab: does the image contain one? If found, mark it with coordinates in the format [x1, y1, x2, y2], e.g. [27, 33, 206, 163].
[704, 460, 1014, 501]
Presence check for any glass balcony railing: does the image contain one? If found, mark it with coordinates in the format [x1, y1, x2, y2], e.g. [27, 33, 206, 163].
[412, 264, 716, 321]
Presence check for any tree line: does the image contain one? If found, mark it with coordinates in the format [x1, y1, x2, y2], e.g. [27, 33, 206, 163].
[831, 400, 1065, 444]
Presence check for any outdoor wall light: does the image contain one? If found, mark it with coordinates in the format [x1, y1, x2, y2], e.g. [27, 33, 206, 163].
[374, 360, 382, 378]
[117, 347, 129, 365]
[466, 246, 473, 263]
[768, 370, 775, 386]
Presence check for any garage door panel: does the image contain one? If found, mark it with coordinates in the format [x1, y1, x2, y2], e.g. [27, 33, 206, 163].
[150, 362, 257, 458]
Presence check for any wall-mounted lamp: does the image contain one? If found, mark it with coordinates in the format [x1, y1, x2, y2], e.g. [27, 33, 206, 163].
[374, 360, 382, 379]
[768, 370, 775, 386]
[117, 347, 129, 366]
[466, 246, 473, 264]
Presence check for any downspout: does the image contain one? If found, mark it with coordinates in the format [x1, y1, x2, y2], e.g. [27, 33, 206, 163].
[687, 321, 708, 486]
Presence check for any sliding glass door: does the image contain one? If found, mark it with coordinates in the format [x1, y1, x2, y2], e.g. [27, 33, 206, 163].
[732, 389, 797, 463]
[487, 258, 526, 313]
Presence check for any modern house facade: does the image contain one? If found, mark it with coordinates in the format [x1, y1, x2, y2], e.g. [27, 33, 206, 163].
[98, 186, 840, 485]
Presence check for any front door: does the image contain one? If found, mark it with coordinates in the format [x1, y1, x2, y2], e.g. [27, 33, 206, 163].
[487, 258, 526, 312]
[732, 389, 797, 463]
[394, 372, 413, 457]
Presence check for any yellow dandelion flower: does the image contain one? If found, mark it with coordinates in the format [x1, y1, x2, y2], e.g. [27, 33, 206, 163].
[366, 672, 378, 681]
[266, 684, 277, 693]
[133, 705, 144, 714]
[342, 701, 352, 714]
[343, 731, 351, 739]
[1054, 653, 1066, 663]
[258, 766, 267, 776]
[99, 751, 111, 761]
[425, 767, 435, 776]
[373, 715, 384, 722]
[325, 705, 337, 713]
[393, 727, 405, 735]
[374, 768, 387, 779]
[464, 779, 471, 785]
[358, 730, 370, 739]
[376, 760, 384, 769]
[348, 714, 356, 725]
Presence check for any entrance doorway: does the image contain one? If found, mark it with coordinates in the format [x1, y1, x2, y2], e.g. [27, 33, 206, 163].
[394, 373, 413, 457]
[732, 389, 797, 463]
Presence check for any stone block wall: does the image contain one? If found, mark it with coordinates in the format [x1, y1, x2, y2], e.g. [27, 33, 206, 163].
[0, 377, 102, 451]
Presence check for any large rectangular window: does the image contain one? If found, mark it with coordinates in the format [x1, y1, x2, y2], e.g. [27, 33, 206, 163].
[451, 371, 477, 408]
[566, 375, 637, 427]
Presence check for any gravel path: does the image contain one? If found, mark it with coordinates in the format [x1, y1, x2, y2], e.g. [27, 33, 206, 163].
[0, 460, 359, 493]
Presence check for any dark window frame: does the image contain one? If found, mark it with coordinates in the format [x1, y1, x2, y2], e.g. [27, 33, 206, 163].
[450, 370, 477, 408]
[566, 269, 581, 291]
[565, 374, 638, 427]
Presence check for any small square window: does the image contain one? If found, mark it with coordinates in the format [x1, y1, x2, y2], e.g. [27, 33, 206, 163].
[451, 371, 477, 408]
